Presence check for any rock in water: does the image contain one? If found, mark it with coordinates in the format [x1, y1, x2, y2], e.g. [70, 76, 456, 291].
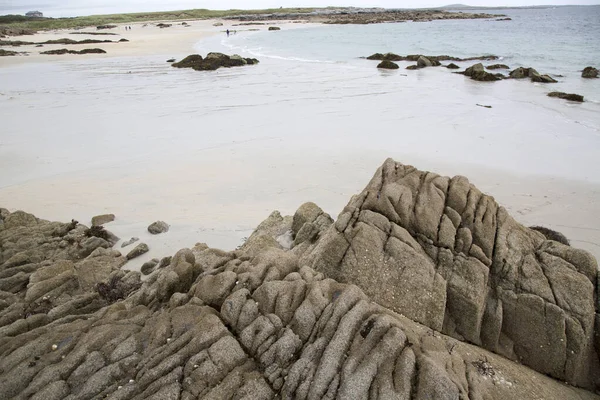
[548, 91, 584, 102]
[268, 26, 281, 30]
[486, 64, 509, 70]
[417, 55, 433, 68]
[172, 53, 259, 71]
[121, 237, 139, 248]
[148, 221, 169, 234]
[91, 213, 115, 226]
[377, 60, 399, 69]
[446, 63, 460, 69]
[582, 66, 599, 78]
[462, 63, 501, 81]
[126, 242, 149, 259]
[509, 66, 556, 82]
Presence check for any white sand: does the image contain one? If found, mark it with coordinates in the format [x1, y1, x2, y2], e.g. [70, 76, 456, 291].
[1, 20, 599, 271]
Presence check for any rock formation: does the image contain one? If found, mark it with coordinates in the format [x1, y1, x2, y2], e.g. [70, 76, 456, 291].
[40, 48, 107, 55]
[366, 53, 498, 63]
[582, 66, 599, 79]
[460, 63, 502, 81]
[377, 60, 399, 69]
[268, 26, 281, 31]
[548, 92, 585, 102]
[486, 64, 509, 70]
[509, 67, 557, 83]
[172, 53, 259, 71]
[1, 159, 599, 399]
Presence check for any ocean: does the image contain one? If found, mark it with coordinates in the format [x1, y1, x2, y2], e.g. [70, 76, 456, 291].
[1, 6, 599, 265]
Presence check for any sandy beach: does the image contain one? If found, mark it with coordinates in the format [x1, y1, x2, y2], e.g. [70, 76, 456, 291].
[1, 15, 599, 271]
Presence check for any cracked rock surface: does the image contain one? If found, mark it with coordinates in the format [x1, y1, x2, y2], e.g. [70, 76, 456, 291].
[0, 159, 599, 399]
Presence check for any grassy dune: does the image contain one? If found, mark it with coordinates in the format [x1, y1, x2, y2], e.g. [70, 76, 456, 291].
[0, 8, 325, 30]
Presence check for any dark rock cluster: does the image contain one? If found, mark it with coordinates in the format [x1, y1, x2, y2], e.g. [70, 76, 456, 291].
[172, 52, 259, 71]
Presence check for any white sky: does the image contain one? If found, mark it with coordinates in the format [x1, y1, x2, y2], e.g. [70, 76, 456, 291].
[1, 0, 598, 17]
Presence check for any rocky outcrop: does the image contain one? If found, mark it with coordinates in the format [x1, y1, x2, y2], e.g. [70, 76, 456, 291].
[40, 48, 107, 55]
[377, 60, 399, 69]
[291, 159, 600, 390]
[367, 53, 498, 62]
[509, 67, 557, 83]
[548, 92, 585, 102]
[1, 202, 598, 399]
[460, 63, 502, 81]
[0, 49, 18, 56]
[582, 66, 599, 79]
[486, 64, 509, 70]
[0, 27, 36, 36]
[172, 53, 259, 71]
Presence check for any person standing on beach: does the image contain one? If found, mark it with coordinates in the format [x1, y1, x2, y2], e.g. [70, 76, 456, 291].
[226, 29, 230, 37]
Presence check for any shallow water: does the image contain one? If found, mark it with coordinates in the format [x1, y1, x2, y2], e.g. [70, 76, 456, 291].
[1, 8, 599, 267]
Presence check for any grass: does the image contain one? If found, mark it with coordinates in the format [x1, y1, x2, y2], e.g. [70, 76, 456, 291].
[0, 8, 328, 30]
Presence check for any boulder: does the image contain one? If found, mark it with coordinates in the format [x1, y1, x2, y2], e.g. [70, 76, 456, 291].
[96, 25, 117, 30]
[118, 38, 129, 42]
[148, 221, 169, 235]
[126, 243, 149, 260]
[166, 58, 175, 62]
[582, 66, 598, 78]
[268, 26, 281, 30]
[91, 214, 115, 226]
[417, 55, 433, 68]
[509, 66, 556, 82]
[462, 63, 501, 81]
[548, 92, 584, 102]
[446, 63, 460, 69]
[377, 60, 399, 69]
[298, 158, 600, 389]
[157, 23, 172, 28]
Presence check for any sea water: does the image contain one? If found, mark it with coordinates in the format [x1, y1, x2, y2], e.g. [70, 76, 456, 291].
[0, 7, 599, 265]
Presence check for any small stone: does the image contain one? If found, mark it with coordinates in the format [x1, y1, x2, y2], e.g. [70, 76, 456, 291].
[148, 221, 169, 234]
[126, 243, 149, 260]
[52, 344, 58, 351]
[121, 237, 139, 248]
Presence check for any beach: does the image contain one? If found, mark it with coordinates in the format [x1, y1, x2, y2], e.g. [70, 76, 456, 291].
[1, 10, 599, 270]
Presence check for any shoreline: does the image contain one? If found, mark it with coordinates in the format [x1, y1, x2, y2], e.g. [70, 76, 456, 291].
[1, 14, 599, 269]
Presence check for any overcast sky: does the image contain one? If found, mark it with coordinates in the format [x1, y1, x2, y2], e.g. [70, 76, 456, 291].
[1, 0, 598, 17]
